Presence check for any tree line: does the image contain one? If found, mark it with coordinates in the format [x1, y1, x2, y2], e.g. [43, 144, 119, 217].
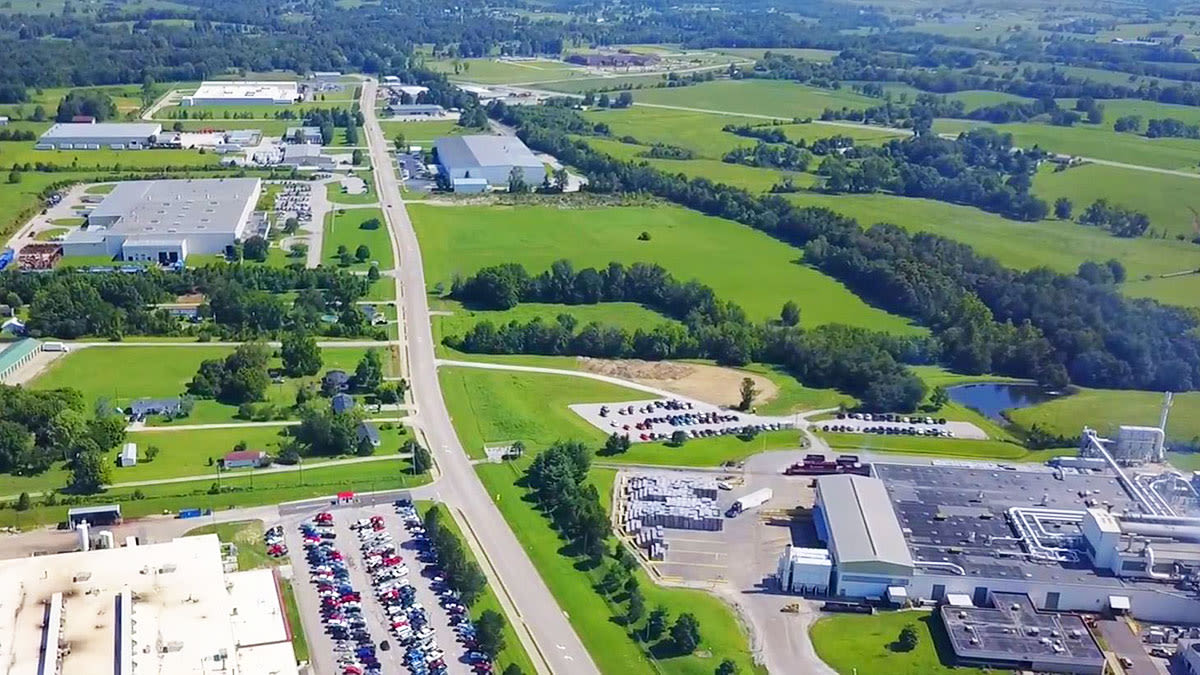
[489, 99, 1200, 392]
[448, 260, 930, 411]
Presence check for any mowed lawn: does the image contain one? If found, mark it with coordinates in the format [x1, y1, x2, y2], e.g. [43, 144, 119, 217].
[433, 299, 679, 346]
[0, 142, 223, 169]
[322, 207, 394, 270]
[810, 610, 988, 675]
[934, 117, 1200, 171]
[29, 345, 392, 426]
[474, 460, 765, 675]
[584, 137, 812, 193]
[782, 190, 1200, 311]
[1007, 388, 1200, 443]
[380, 119, 474, 143]
[427, 57, 587, 84]
[584, 107, 761, 157]
[410, 202, 923, 332]
[630, 79, 880, 119]
[439, 366, 800, 466]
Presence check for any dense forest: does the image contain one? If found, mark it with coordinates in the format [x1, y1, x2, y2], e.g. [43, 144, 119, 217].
[488, 100, 1200, 393]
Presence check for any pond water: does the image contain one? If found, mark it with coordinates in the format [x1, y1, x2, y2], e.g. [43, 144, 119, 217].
[946, 382, 1063, 421]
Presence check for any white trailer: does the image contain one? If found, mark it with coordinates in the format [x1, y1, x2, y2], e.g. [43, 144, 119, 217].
[727, 488, 773, 517]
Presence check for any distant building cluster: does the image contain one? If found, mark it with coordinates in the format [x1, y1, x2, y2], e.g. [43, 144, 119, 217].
[566, 52, 661, 67]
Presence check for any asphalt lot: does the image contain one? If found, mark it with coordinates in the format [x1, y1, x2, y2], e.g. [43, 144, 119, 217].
[282, 499, 473, 675]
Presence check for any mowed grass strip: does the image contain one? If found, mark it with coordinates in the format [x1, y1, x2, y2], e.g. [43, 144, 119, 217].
[584, 137, 812, 193]
[0, 142, 222, 169]
[474, 460, 764, 675]
[322, 207, 394, 270]
[810, 610, 989, 675]
[409, 202, 923, 332]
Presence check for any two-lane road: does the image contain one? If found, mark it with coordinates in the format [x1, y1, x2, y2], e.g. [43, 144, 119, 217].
[359, 79, 599, 675]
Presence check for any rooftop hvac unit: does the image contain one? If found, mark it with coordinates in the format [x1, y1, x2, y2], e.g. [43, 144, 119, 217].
[162, 641, 184, 653]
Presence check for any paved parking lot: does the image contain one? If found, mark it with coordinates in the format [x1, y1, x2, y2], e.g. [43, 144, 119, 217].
[281, 499, 475, 675]
[817, 413, 986, 440]
[572, 398, 794, 444]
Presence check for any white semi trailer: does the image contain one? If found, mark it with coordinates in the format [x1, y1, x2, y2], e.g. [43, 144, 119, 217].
[727, 488, 773, 517]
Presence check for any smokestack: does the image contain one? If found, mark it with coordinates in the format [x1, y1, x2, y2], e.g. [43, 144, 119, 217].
[1160, 392, 1173, 432]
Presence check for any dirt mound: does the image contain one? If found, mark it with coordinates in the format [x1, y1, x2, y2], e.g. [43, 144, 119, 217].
[577, 358, 778, 408]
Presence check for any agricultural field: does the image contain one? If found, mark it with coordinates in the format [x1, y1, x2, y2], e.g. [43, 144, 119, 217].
[380, 119, 474, 143]
[409, 202, 923, 332]
[627, 79, 882, 119]
[934, 117, 1200, 172]
[29, 344, 395, 427]
[0, 82, 160, 118]
[782, 190, 1200, 310]
[424, 57, 588, 84]
[321, 207, 394, 271]
[709, 47, 839, 62]
[1006, 388, 1200, 444]
[810, 610, 988, 675]
[584, 107, 761, 157]
[584, 137, 810, 193]
[1032, 162, 1200, 240]
[433, 299, 679, 347]
[154, 99, 353, 120]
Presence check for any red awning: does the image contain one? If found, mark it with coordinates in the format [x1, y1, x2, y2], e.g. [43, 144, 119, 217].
[337, 491, 355, 499]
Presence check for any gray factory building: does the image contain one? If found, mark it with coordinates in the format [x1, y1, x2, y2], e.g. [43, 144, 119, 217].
[36, 122, 163, 150]
[62, 178, 260, 264]
[813, 474, 915, 598]
[435, 135, 544, 188]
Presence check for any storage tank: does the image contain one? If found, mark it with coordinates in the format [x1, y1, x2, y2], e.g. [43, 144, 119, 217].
[97, 530, 115, 549]
[76, 522, 90, 552]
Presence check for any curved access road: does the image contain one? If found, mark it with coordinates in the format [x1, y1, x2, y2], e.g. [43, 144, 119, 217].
[360, 78, 598, 675]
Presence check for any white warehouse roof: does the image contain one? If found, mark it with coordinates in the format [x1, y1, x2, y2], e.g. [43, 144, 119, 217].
[39, 122, 162, 141]
[435, 134, 543, 170]
[817, 474, 914, 569]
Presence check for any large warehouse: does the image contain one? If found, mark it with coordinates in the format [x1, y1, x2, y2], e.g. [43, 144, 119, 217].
[0, 534, 297, 675]
[62, 177, 260, 263]
[435, 134, 544, 189]
[183, 81, 300, 106]
[800, 456, 1200, 623]
[36, 122, 163, 150]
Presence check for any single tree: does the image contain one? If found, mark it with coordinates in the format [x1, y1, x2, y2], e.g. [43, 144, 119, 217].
[1054, 197, 1073, 220]
[780, 300, 800, 326]
[670, 613, 701, 654]
[144, 445, 160, 462]
[603, 432, 630, 455]
[507, 166, 528, 193]
[15, 492, 30, 511]
[355, 244, 371, 262]
[501, 665, 523, 675]
[669, 430, 688, 447]
[627, 588, 645, 622]
[645, 605, 669, 641]
[929, 386, 949, 409]
[242, 235, 269, 261]
[281, 332, 322, 376]
[738, 377, 758, 411]
[393, 134, 407, 153]
[353, 349, 384, 391]
[895, 624, 919, 652]
[351, 148, 364, 165]
[68, 450, 110, 494]
[367, 265, 381, 282]
[715, 659, 738, 675]
[476, 610, 508, 657]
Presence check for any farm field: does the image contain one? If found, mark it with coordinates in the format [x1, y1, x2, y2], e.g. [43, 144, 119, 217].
[474, 461, 764, 675]
[934, 117, 1200, 172]
[584, 107, 759, 157]
[584, 137, 810, 192]
[810, 610, 988, 675]
[1032, 162, 1200, 240]
[629, 79, 881, 119]
[409, 202, 923, 332]
[438, 366, 798, 466]
[425, 57, 587, 84]
[782, 190, 1200, 310]
[322, 207, 394, 271]
[1058, 97, 1200, 126]
[433, 299, 679, 347]
[539, 73, 722, 94]
[709, 47, 839, 61]
[29, 345, 393, 426]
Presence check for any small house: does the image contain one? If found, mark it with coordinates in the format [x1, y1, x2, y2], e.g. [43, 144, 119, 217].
[356, 422, 381, 448]
[128, 397, 182, 420]
[331, 393, 355, 414]
[322, 369, 350, 394]
[222, 450, 266, 469]
[118, 443, 137, 467]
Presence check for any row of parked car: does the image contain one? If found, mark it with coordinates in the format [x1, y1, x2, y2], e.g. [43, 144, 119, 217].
[265, 524, 289, 558]
[354, 509, 449, 675]
[836, 412, 948, 424]
[601, 399, 696, 418]
[396, 500, 496, 674]
[300, 512, 381, 675]
[822, 424, 955, 438]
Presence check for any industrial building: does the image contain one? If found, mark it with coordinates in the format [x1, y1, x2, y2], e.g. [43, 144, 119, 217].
[0, 338, 41, 383]
[61, 178, 261, 263]
[940, 592, 1105, 674]
[223, 450, 266, 469]
[0, 534, 297, 675]
[281, 144, 335, 169]
[435, 135, 544, 188]
[183, 81, 300, 106]
[36, 122, 163, 150]
[285, 126, 322, 144]
[66, 504, 121, 528]
[775, 546, 832, 595]
[387, 103, 446, 117]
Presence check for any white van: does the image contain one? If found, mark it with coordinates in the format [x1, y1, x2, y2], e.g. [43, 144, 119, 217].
[42, 341, 68, 352]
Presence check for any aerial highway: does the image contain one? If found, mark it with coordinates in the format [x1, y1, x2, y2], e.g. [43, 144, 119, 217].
[359, 78, 599, 675]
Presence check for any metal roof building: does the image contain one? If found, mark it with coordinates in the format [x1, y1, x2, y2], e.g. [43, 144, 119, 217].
[61, 178, 260, 263]
[184, 81, 300, 106]
[0, 338, 41, 383]
[435, 134, 544, 188]
[36, 122, 162, 150]
[814, 473, 914, 598]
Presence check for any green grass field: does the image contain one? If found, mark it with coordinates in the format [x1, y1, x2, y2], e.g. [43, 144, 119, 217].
[280, 578, 311, 663]
[934, 117, 1200, 172]
[417, 503, 537, 675]
[1007, 388, 1200, 443]
[410, 202, 922, 332]
[584, 107, 758, 157]
[782, 190, 1200, 310]
[326, 171, 378, 205]
[630, 79, 880, 119]
[322, 207, 394, 271]
[434, 299, 679, 346]
[156, 99, 352, 120]
[584, 137, 808, 192]
[474, 460, 764, 675]
[1032, 162, 1200, 240]
[184, 518, 277, 570]
[816, 431, 1056, 462]
[30, 345, 392, 427]
[426, 57, 588, 84]
[709, 47, 838, 61]
[810, 610, 988, 675]
[0, 142, 223, 169]
[380, 119, 477, 143]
